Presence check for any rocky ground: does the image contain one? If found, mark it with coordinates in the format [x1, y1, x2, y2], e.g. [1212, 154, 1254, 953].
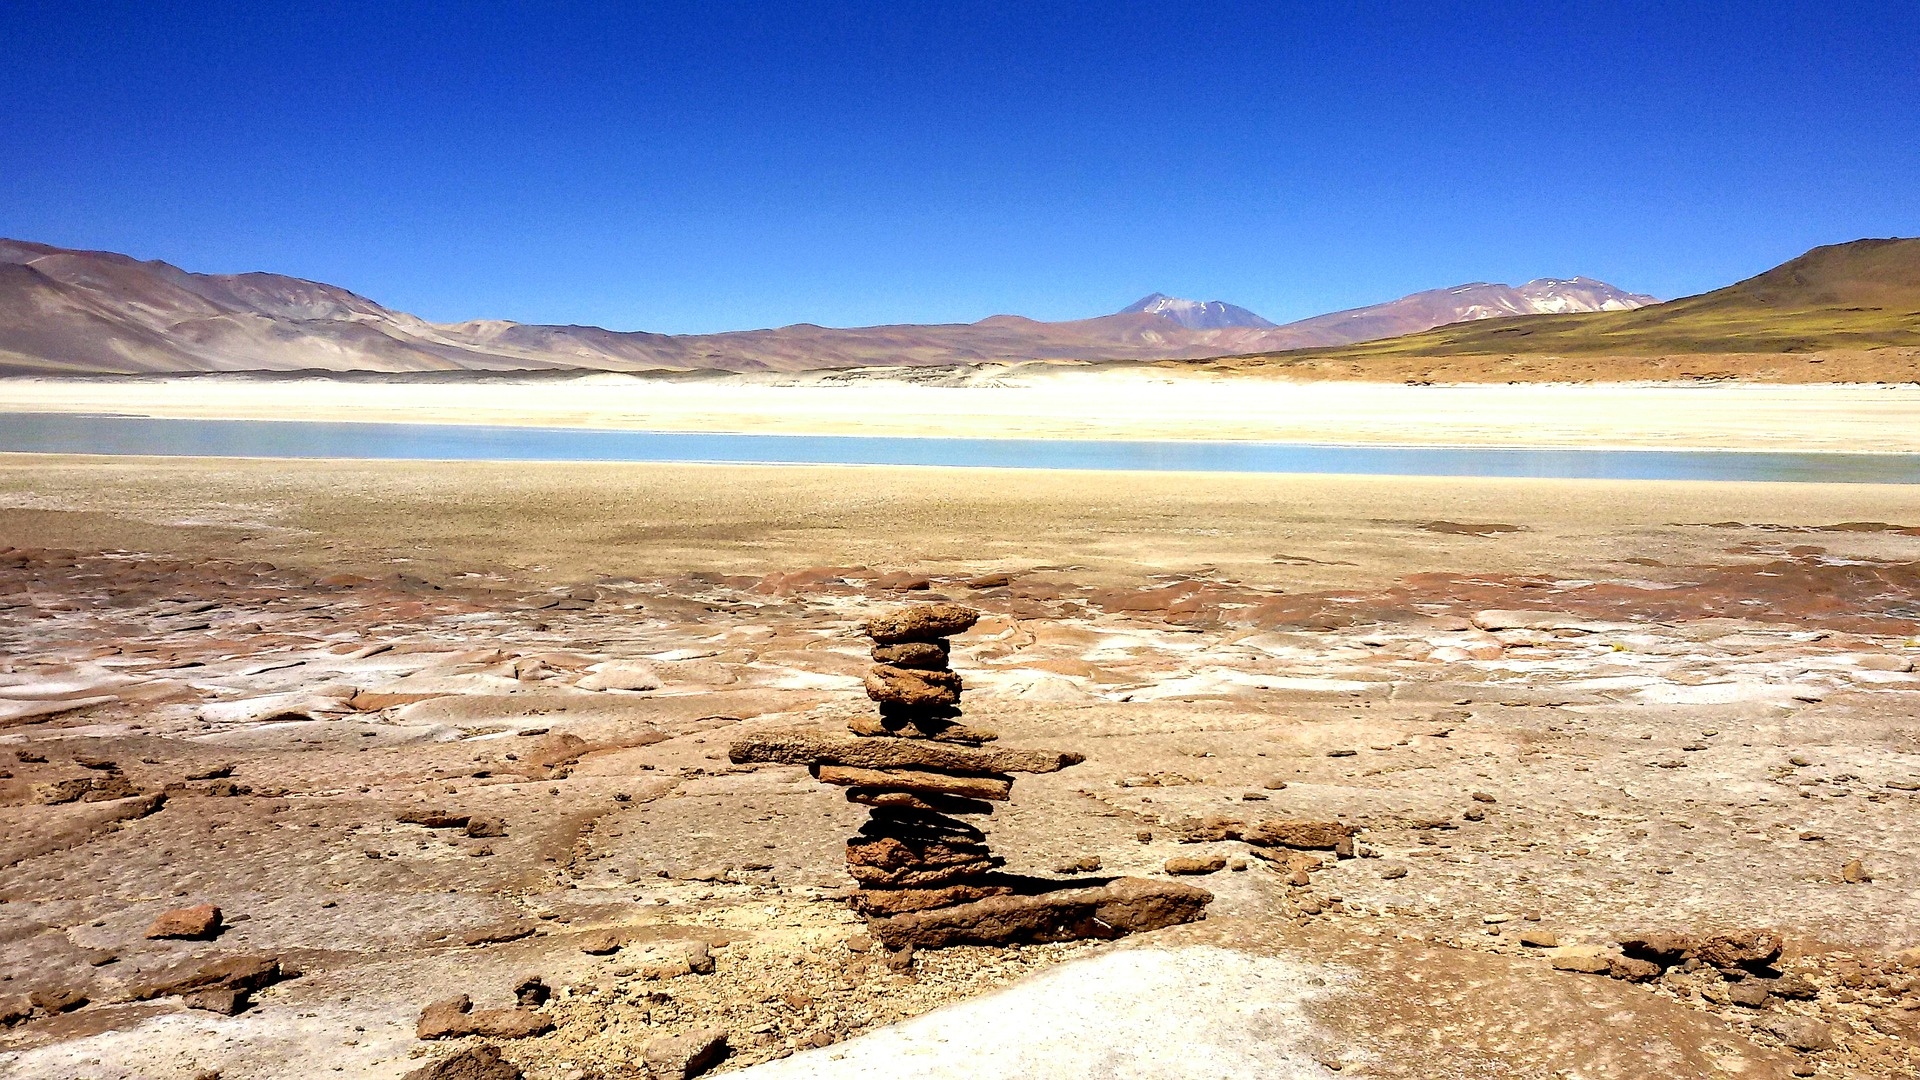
[3, 459, 1920, 1078]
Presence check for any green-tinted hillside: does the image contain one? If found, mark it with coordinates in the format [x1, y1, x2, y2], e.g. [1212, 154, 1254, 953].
[1241, 238, 1920, 361]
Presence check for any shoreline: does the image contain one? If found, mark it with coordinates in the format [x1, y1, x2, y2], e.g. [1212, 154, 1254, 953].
[3, 370, 1920, 453]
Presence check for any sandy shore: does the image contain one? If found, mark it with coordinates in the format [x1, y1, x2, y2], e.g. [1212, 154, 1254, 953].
[7, 369, 1920, 451]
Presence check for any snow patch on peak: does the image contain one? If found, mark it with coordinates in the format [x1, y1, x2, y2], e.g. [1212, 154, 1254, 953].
[1118, 293, 1276, 330]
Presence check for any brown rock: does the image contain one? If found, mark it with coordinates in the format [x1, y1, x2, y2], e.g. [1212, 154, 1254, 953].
[1163, 855, 1227, 876]
[578, 930, 623, 955]
[1053, 855, 1102, 874]
[643, 1026, 729, 1080]
[466, 1008, 554, 1039]
[0, 994, 29, 1027]
[816, 765, 1012, 802]
[1607, 956, 1663, 983]
[847, 855, 1003, 889]
[28, 987, 87, 1014]
[846, 787, 997, 816]
[847, 881, 1017, 917]
[147, 903, 223, 940]
[513, 976, 550, 1008]
[736, 729, 1081, 775]
[844, 826, 983, 868]
[399, 808, 471, 829]
[1617, 932, 1694, 967]
[1726, 981, 1772, 1007]
[864, 603, 980, 644]
[1517, 929, 1559, 948]
[417, 995, 475, 1039]
[864, 666, 963, 709]
[404, 1045, 524, 1080]
[1696, 930, 1784, 971]
[869, 877, 1212, 949]
[1548, 946, 1617, 974]
[1245, 819, 1358, 851]
[465, 816, 507, 838]
[1767, 1016, 1833, 1051]
[182, 987, 250, 1015]
[1842, 857, 1872, 883]
[32, 778, 91, 805]
[1770, 974, 1818, 1000]
[871, 641, 949, 669]
[129, 955, 285, 1001]
[847, 714, 998, 745]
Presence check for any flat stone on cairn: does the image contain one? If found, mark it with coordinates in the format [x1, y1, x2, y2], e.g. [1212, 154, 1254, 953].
[729, 601, 1212, 947]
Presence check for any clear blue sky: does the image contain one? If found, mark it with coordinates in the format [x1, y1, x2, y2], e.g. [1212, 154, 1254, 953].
[4, 2, 1916, 333]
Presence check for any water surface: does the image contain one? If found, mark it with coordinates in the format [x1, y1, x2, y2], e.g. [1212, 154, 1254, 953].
[2, 412, 1917, 484]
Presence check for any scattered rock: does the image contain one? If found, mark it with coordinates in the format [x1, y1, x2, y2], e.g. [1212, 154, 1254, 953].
[182, 987, 250, 1015]
[642, 1026, 729, 1080]
[1052, 855, 1102, 874]
[27, 987, 87, 1014]
[513, 976, 549, 1008]
[404, 1044, 524, 1080]
[146, 903, 223, 940]
[1163, 855, 1227, 876]
[1517, 929, 1559, 948]
[869, 878, 1212, 949]
[465, 816, 507, 838]
[1726, 981, 1772, 1008]
[1841, 857, 1872, 883]
[399, 809, 471, 829]
[1547, 945, 1617, 974]
[1767, 1016, 1834, 1051]
[578, 930, 623, 956]
[0, 994, 30, 1027]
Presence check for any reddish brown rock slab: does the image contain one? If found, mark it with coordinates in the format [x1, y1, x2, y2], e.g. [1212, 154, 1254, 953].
[870, 641, 950, 669]
[847, 713, 999, 745]
[404, 1044, 524, 1080]
[1164, 855, 1227, 875]
[846, 787, 997, 816]
[864, 665, 963, 709]
[145, 903, 223, 940]
[1617, 929, 1784, 972]
[815, 764, 1012, 801]
[847, 881, 1018, 918]
[182, 986, 250, 1015]
[848, 833, 992, 872]
[733, 729, 1081, 775]
[129, 954, 285, 1000]
[869, 877, 1213, 949]
[864, 603, 980, 644]
[848, 855, 1005, 889]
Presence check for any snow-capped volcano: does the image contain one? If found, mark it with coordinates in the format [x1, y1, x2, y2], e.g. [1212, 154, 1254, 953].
[1119, 293, 1278, 330]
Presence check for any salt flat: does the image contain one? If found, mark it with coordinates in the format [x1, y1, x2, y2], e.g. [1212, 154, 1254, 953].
[8, 369, 1920, 450]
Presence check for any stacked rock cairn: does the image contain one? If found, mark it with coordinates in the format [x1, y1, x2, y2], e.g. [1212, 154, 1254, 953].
[844, 601, 1021, 917]
[732, 601, 1213, 949]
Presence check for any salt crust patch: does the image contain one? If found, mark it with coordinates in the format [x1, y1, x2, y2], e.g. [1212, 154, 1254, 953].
[736, 945, 1339, 1080]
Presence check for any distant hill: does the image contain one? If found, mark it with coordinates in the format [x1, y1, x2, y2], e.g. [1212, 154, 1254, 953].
[0, 237, 1653, 375]
[1232, 239, 1920, 365]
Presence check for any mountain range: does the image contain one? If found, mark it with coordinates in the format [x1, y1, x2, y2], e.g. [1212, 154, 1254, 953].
[1237, 238, 1920, 365]
[0, 238, 1655, 375]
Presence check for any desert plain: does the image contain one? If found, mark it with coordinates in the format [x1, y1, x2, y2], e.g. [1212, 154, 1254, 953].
[2, 419, 1920, 1079]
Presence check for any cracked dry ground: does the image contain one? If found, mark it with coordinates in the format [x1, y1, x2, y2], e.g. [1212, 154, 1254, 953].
[4, 460, 1920, 1078]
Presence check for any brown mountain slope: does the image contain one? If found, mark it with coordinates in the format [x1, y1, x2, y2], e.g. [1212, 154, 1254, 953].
[0, 238, 1650, 375]
[1221, 238, 1920, 371]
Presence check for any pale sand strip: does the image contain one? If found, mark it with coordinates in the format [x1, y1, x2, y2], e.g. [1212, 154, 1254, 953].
[6, 370, 1920, 451]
